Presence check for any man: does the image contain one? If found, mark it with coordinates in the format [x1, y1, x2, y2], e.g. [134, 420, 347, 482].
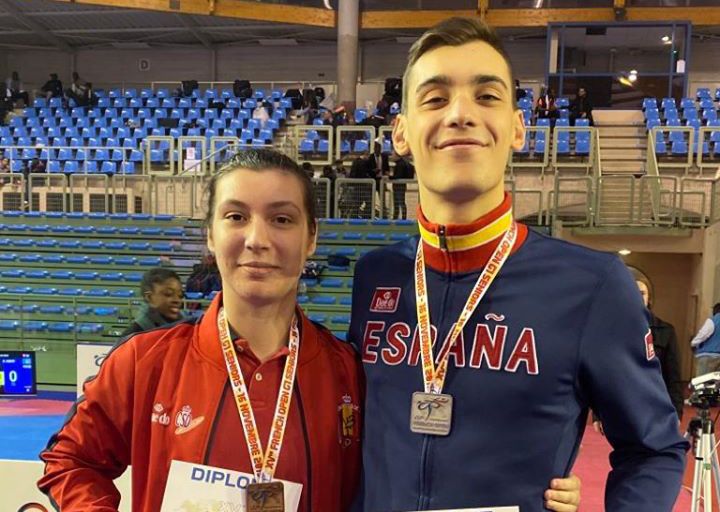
[348, 17, 687, 511]
[5, 71, 29, 107]
[390, 152, 414, 220]
[691, 302, 720, 376]
[40, 73, 63, 100]
[570, 87, 593, 125]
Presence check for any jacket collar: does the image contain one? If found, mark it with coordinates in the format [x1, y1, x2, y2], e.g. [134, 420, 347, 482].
[417, 193, 528, 274]
[194, 292, 320, 370]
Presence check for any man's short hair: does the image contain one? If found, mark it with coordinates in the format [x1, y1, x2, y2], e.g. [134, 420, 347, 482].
[713, 302, 720, 316]
[401, 17, 514, 113]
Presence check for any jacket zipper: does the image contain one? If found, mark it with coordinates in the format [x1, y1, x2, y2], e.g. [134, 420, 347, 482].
[203, 381, 229, 465]
[295, 381, 313, 512]
[416, 227, 453, 510]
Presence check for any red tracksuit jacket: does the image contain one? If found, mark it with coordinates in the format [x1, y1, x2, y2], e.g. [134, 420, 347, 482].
[38, 294, 363, 511]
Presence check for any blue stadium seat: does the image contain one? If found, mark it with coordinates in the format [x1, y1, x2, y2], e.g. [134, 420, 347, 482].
[575, 139, 590, 155]
[671, 140, 688, 155]
[556, 139, 570, 155]
[62, 161, 79, 174]
[353, 139, 369, 153]
[299, 139, 315, 153]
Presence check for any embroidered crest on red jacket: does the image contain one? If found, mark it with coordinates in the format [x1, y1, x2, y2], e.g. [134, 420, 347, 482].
[370, 287, 401, 313]
[338, 394, 360, 446]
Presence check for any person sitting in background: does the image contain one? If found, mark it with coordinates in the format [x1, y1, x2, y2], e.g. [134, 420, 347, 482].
[0, 157, 10, 173]
[692, 302, 720, 376]
[40, 73, 63, 100]
[570, 87, 594, 126]
[121, 268, 183, 336]
[252, 101, 270, 128]
[535, 87, 558, 122]
[186, 254, 222, 298]
[5, 71, 29, 107]
[65, 72, 88, 107]
[515, 79, 527, 102]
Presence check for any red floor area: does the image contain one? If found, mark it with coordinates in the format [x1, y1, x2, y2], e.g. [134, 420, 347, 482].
[0, 398, 73, 416]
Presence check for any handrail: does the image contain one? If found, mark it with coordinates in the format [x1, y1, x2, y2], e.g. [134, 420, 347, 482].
[646, 128, 663, 223]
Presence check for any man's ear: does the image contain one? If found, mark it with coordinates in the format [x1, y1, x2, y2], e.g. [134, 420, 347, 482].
[392, 114, 411, 157]
[510, 109, 527, 151]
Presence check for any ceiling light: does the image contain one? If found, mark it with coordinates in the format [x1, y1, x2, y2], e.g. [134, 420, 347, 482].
[534, 0, 544, 7]
[630, 69, 637, 75]
[618, 249, 632, 256]
[628, 74, 637, 82]
[661, 35, 671, 44]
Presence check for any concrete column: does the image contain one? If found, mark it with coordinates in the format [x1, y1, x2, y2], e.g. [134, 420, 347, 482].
[337, 0, 359, 110]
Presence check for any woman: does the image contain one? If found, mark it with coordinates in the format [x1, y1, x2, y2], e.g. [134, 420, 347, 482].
[38, 149, 580, 511]
[121, 267, 184, 336]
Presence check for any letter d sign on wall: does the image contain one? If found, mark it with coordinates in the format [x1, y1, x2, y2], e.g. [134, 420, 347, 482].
[139, 58, 151, 72]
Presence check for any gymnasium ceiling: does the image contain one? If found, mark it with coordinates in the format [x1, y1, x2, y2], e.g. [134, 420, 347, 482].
[0, 0, 720, 51]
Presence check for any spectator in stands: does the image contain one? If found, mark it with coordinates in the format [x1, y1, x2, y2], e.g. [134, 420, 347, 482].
[571, 87, 594, 126]
[515, 79, 527, 102]
[535, 86, 558, 123]
[348, 154, 374, 219]
[29, 159, 47, 174]
[185, 254, 222, 298]
[691, 302, 720, 376]
[5, 71, 29, 107]
[252, 101, 270, 127]
[65, 72, 88, 107]
[301, 161, 315, 179]
[38, 148, 363, 511]
[0, 157, 9, 173]
[121, 268, 184, 336]
[390, 153, 415, 220]
[321, 164, 338, 208]
[40, 73, 63, 100]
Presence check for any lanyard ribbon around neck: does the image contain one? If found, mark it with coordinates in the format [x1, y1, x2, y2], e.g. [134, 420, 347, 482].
[217, 307, 300, 483]
[414, 220, 517, 394]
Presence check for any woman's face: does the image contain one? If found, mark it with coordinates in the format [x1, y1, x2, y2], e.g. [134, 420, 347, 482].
[146, 278, 183, 320]
[207, 168, 316, 308]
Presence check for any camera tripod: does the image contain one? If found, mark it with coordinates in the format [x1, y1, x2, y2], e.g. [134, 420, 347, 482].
[687, 403, 720, 512]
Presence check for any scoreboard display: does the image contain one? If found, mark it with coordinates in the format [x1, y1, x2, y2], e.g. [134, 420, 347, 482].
[0, 351, 37, 396]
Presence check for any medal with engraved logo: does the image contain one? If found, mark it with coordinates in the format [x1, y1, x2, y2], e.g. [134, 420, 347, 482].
[411, 220, 517, 436]
[247, 481, 285, 512]
[217, 308, 300, 511]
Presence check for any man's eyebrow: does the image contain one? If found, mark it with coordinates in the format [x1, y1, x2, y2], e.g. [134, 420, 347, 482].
[470, 74, 508, 90]
[415, 74, 508, 94]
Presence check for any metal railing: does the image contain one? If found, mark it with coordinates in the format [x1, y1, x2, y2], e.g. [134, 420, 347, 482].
[2, 166, 719, 228]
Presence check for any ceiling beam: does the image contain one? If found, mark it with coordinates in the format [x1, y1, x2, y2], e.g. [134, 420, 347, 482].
[174, 13, 212, 48]
[361, 7, 720, 29]
[45, 1, 720, 30]
[0, 0, 73, 52]
[52, 0, 335, 27]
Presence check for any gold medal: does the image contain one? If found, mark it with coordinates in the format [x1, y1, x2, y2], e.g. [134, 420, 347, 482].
[410, 391, 453, 436]
[247, 481, 285, 512]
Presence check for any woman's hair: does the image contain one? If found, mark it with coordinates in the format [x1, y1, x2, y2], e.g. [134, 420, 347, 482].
[204, 148, 317, 234]
[140, 268, 181, 299]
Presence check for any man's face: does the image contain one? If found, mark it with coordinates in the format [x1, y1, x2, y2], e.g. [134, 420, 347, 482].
[579, 88, 586, 97]
[392, 41, 525, 204]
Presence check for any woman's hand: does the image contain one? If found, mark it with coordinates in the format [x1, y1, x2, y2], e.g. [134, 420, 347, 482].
[544, 473, 581, 511]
